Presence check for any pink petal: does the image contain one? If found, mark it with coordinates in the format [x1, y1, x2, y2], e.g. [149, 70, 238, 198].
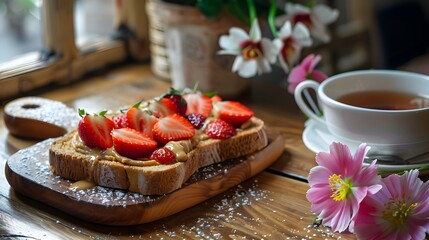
[349, 143, 368, 175]
[287, 66, 307, 93]
[353, 161, 381, 188]
[324, 201, 351, 233]
[308, 54, 322, 71]
[308, 166, 331, 187]
[310, 69, 328, 83]
[300, 54, 315, 70]
[315, 151, 342, 174]
[288, 65, 307, 83]
[307, 186, 333, 207]
[329, 142, 354, 175]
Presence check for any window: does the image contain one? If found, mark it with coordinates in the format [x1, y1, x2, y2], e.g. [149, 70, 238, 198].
[0, 0, 150, 101]
[0, 0, 43, 63]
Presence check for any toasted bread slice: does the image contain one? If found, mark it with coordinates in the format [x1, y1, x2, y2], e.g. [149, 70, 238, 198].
[49, 117, 268, 195]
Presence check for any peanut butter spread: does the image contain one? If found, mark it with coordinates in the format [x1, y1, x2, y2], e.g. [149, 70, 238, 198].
[71, 118, 256, 167]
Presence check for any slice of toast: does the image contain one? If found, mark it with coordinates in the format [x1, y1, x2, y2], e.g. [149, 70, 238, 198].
[49, 117, 268, 195]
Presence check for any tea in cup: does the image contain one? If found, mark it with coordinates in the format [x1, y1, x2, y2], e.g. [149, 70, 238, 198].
[294, 70, 429, 159]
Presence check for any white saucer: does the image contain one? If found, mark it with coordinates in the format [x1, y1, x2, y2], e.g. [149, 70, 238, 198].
[302, 120, 429, 171]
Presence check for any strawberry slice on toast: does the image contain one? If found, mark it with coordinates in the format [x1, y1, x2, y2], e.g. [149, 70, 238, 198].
[124, 107, 158, 138]
[153, 114, 195, 144]
[183, 93, 213, 117]
[213, 101, 254, 127]
[112, 128, 158, 159]
[77, 109, 114, 149]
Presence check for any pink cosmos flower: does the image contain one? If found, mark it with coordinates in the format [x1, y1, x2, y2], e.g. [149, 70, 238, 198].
[306, 142, 382, 233]
[287, 54, 327, 93]
[354, 169, 429, 240]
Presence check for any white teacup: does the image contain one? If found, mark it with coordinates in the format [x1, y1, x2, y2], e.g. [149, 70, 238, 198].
[295, 70, 429, 159]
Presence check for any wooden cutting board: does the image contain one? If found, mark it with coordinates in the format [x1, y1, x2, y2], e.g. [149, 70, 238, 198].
[5, 130, 284, 226]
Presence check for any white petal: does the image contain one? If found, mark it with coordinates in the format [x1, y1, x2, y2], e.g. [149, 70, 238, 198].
[310, 15, 331, 43]
[232, 56, 244, 73]
[278, 21, 292, 39]
[286, 3, 310, 15]
[278, 55, 290, 73]
[261, 38, 277, 64]
[274, 14, 289, 27]
[272, 38, 283, 52]
[219, 28, 249, 50]
[238, 60, 257, 78]
[217, 49, 239, 55]
[257, 59, 272, 75]
[250, 19, 261, 41]
[311, 26, 331, 43]
[313, 4, 339, 24]
[292, 22, 312, 46]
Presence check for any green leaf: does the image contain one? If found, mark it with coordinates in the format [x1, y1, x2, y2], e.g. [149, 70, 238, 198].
[196, 0, 223, 19]
[78, 109, 86, 118]
[99, 110, 108, 117]
[227, 0, 250, 25]
[203, 91, 218, 98]
[132, 101, 142, 108]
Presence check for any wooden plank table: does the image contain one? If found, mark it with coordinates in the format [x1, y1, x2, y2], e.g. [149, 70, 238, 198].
[0, 64, 355, 239]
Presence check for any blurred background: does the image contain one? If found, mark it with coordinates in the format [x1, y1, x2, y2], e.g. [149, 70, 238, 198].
[0, 0, 429, 85]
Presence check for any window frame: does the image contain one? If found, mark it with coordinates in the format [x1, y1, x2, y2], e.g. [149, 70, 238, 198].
[0, 0, 150, 101]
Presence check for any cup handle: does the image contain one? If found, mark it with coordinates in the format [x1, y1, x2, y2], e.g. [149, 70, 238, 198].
[294, 80, 325, 125]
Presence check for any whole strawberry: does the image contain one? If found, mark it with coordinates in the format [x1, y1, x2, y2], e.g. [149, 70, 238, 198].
[205, 119, 236, 140]
[162, 88, 187, 116]
[150, 147, 176, 164]
[186, 113, 207, 129]
[113, 113, 127, 129]
[78, 109, 114, 149]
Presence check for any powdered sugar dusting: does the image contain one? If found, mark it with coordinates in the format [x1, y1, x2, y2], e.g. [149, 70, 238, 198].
[8, 139, 251, 207]
[5, 97, 78, 132]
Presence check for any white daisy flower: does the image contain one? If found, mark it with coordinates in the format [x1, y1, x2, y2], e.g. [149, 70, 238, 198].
[218, 20, 277, 78]
[273, 21, 312, 73]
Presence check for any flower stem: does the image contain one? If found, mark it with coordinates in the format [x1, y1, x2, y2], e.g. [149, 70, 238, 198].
[247, 0, 257, 24]
[268, 0, 278, 38]
[378, 165, 429, 175]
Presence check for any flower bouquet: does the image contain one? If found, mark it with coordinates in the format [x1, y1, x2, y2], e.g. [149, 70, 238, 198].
[307, 142, 429, 239]
[159, 0, 338, 96]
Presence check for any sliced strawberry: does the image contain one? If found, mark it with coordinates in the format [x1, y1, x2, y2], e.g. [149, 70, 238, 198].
[124, 108, 158, 138]
[150, 147, 176, 164]
[113, 113, 127, 129]
[211, 95, 222, 103]
[183, 93, 213, 117]
[213, 101, 254, 127]
[162, 88, 187, 116]
[77, 109, 114, 149]
[153, 114, 195, 144]
[112, 128, 158, 159]
[186, 113, 206, 129]
[205, 119, 236, 139]
[149, 98, 178, 118]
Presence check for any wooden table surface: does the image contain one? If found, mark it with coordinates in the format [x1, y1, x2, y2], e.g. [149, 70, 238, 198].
[0, 64, 356, 239]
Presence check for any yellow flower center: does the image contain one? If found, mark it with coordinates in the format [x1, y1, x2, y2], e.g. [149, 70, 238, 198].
[328, 174, 352, 201]
[382, 199, 417, 227]
[240, 41, 263, 60]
